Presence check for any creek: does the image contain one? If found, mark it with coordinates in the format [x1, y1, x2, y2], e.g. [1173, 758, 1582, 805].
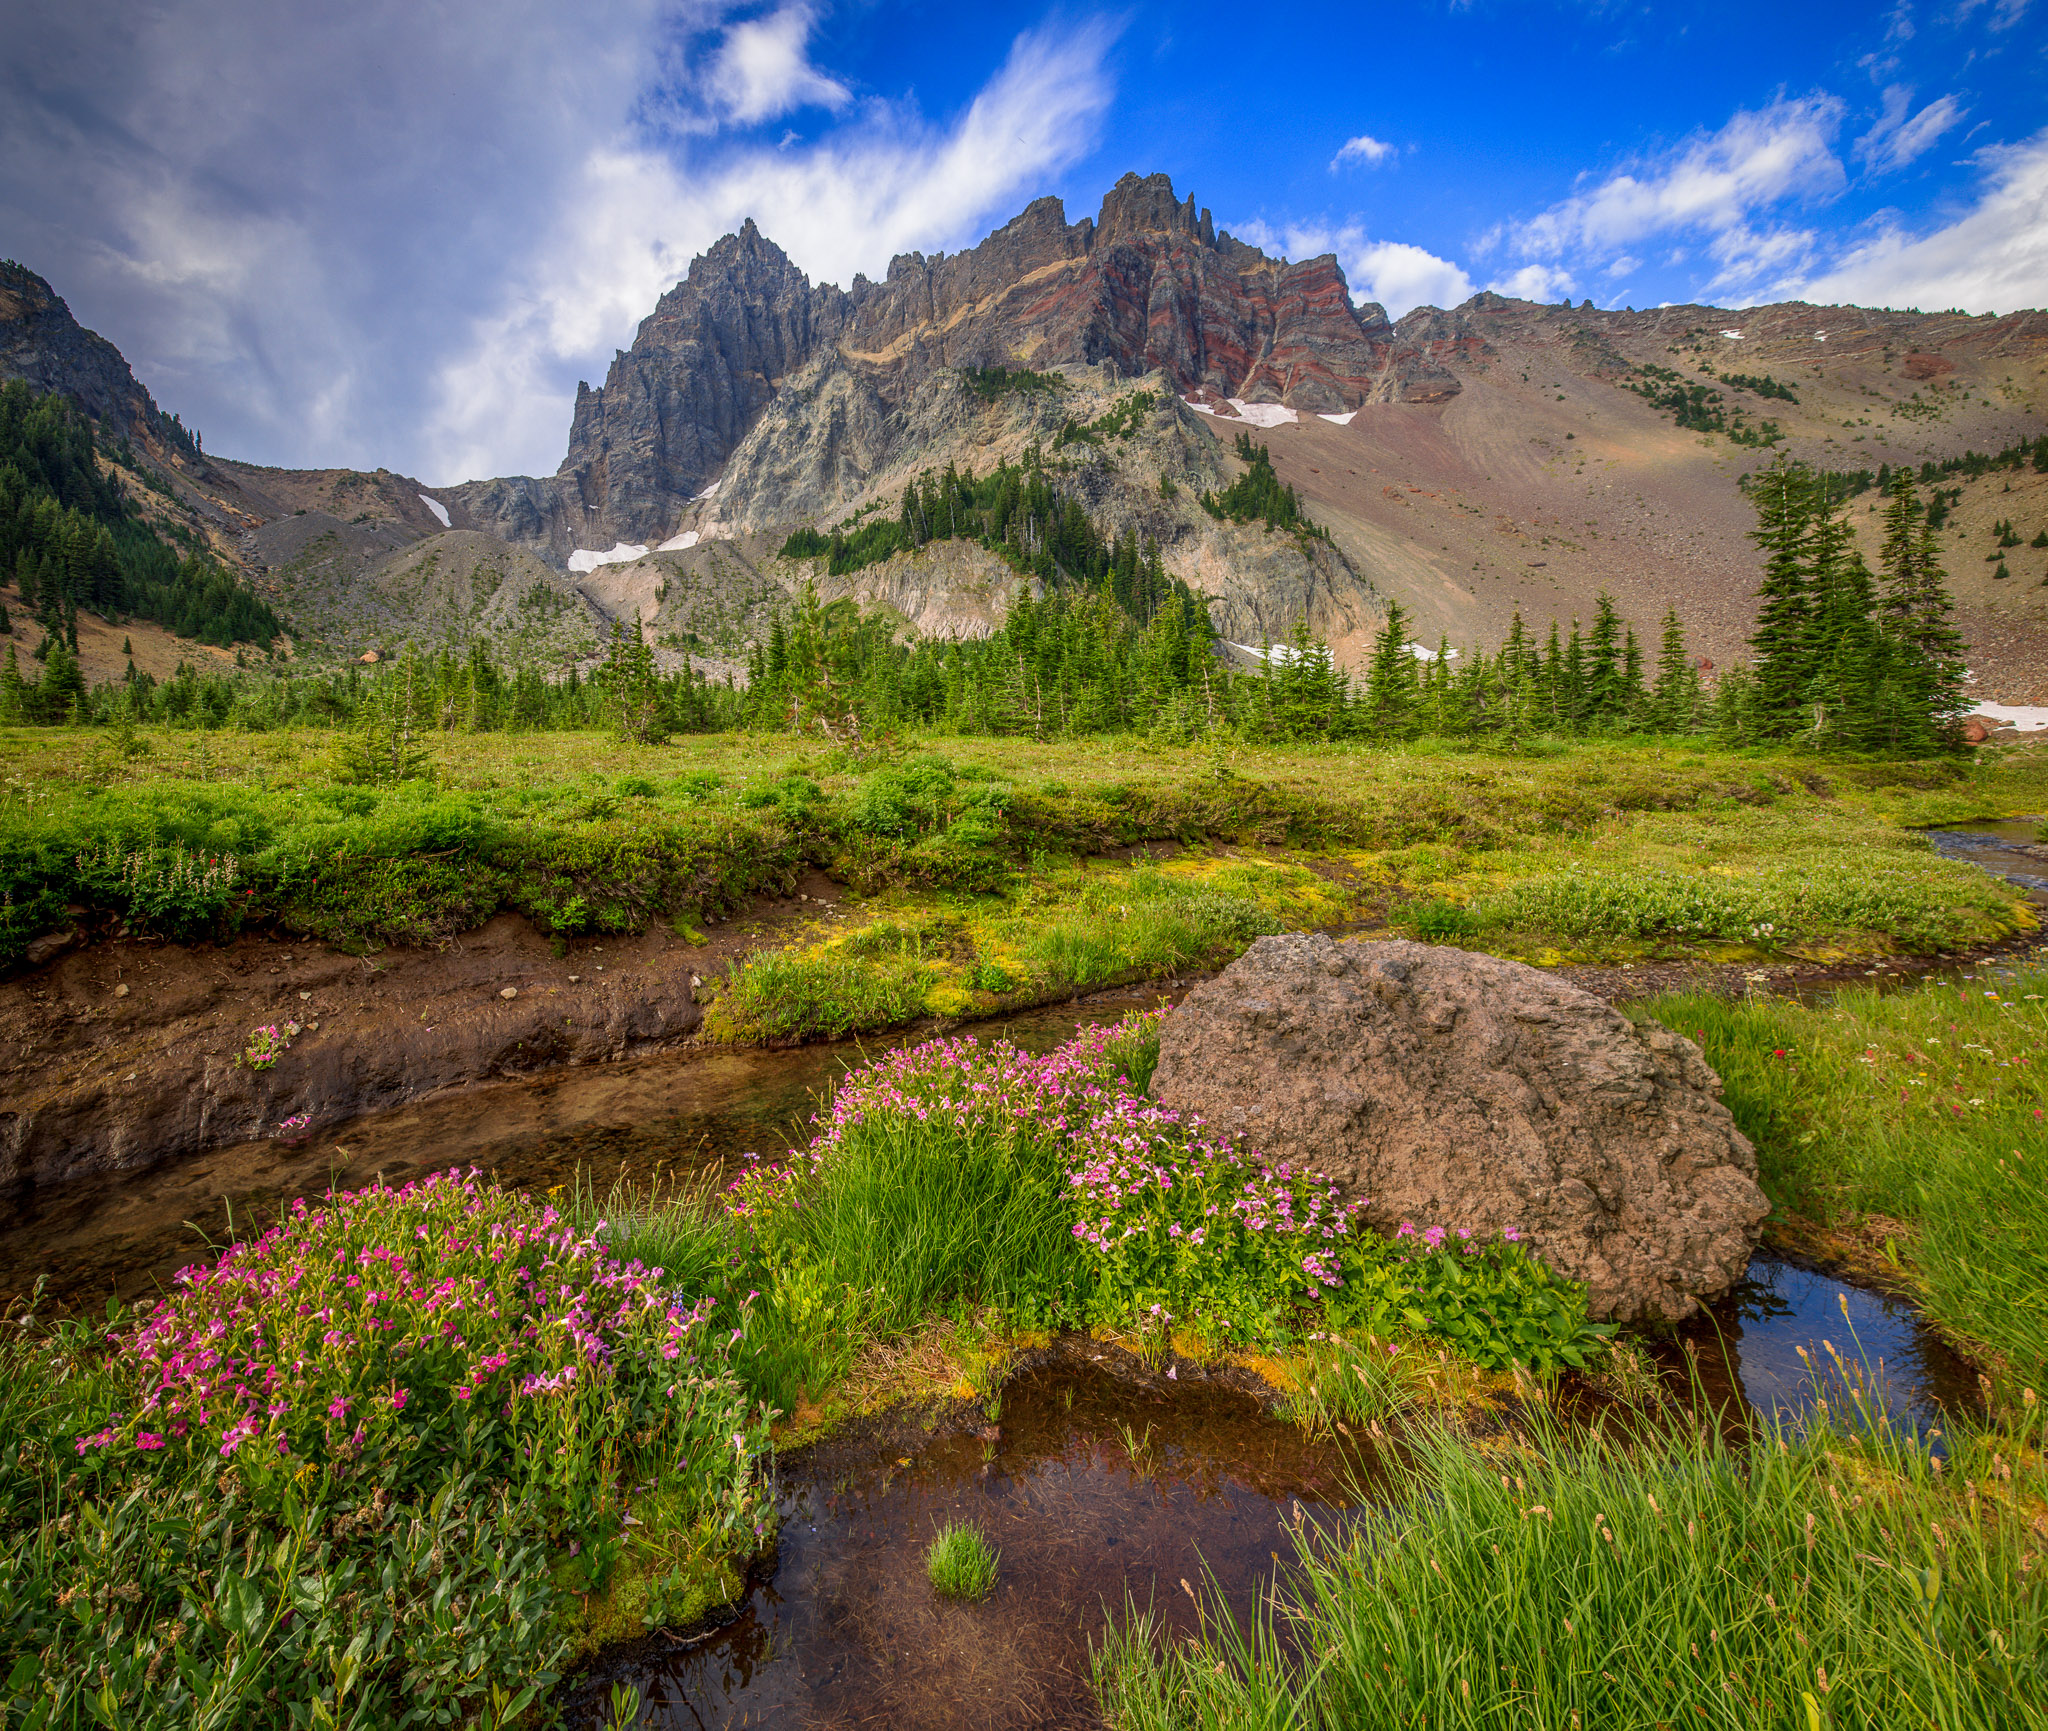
[0, 920, 2000, 1730]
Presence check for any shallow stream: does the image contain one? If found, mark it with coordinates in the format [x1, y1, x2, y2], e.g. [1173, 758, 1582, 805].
[1, 888, 2007, 1729]
[573, 1349, 1377, 1731]
[1925, 815, 2048, 895]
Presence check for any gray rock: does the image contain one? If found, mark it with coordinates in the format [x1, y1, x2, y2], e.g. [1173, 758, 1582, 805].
[1151, 933, 1768, 1321]
[460, 172, 1460, 558]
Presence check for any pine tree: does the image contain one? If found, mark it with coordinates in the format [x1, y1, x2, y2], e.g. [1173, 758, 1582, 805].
[1747, 463, 1815, 732]
[36, 636, 85, 724]
[1585, 593, 1624, 722]
[1650, 610, 1697, 733]
[1875, 470, 1968, 744]
[1362, 600, 1418, 737]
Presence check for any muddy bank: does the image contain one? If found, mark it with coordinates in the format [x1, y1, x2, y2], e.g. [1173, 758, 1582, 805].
[5, 877, 2042, 1216]
[0, 870, 846, 1192]
[0, 981, 1185, 1316]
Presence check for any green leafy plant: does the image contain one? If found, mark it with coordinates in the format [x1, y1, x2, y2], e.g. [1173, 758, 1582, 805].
[926, 1521, 1000, 1601]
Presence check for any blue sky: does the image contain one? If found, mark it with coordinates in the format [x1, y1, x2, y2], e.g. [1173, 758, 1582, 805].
[3, 0, 2043, 481]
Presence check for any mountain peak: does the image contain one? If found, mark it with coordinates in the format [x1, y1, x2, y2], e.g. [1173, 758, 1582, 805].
[1095, 170, 1214, 248]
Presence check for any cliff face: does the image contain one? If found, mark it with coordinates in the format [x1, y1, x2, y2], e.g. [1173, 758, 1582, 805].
[0, 262, 191, 461]
[493, 172, 1459, 553]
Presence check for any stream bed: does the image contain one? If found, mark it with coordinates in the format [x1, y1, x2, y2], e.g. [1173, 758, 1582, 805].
[569, 1250, 1976, 1731]
[572, 1348, 1378, 1731]
[1, 901, 2010, 1729]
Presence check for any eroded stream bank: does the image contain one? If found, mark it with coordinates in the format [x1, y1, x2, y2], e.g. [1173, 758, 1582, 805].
[0, 984, 1183, 1316]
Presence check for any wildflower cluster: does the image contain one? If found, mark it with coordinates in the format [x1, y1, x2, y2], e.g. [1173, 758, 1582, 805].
[240, 1020, 301, 1070]
[806, 1014, 1601, 1359]
[82, 1169, 770, 1543]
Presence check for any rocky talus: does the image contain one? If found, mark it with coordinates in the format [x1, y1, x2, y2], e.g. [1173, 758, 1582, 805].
[1151, 933, 1769, 1321]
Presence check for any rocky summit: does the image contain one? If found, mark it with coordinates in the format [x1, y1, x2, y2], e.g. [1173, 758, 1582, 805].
[1151, 933, 1771, 1322]
[449, 172, 1457, 559]
[5, 169, 2047, 697]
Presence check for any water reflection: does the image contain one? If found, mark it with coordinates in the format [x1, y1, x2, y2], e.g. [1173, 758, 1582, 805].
[571, 1349, 1379, 1731]
[1665, 1255, 1977, 1440]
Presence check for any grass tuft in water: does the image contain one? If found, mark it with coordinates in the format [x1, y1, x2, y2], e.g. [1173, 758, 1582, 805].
[926, 1521, 1000, 1602]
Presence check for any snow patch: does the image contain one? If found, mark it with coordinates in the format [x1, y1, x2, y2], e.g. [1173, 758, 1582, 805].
[567, 543, 650, 573]
[1720, 329, 1743, 339]
[1183, 396, 1300, 429]
[1970, 704, 2048, 732]
[657, 530, 700, 552]
[694, 480, 721, 498]
[1228, 641, 1302, 664]
[418, 494, 451, 528]
[1407, 642, 1457, 662]
[1317, 409, 1358, 426]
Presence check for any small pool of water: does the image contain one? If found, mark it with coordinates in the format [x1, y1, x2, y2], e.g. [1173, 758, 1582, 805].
[1665, 1254, 1977, 1440]
[572, 1350, 1379, 1731]
[1927, 816, 2048, 893]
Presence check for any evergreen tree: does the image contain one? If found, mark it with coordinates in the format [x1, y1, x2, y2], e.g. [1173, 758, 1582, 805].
[1361, 600, 1418, 738]
[1746, 463, 1815, 733]
[1649, 609, 1698, 733]
[37, 636, 85, 722]
[1875, 470, 1968, 745]
[1585, 593, 1624, 721]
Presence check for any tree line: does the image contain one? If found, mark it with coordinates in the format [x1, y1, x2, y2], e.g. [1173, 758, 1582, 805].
[0, 381, 283, 659]
[4, 459, 1974, 757]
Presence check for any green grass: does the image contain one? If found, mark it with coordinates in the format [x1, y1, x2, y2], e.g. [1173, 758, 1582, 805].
[1092, 1392, 2048, 1730]
[3, 729, 2040, 991]
[926, 1521, 1000, 1601]
[709, 945, 932, 1041]
[1639, 963, 2048, 1381]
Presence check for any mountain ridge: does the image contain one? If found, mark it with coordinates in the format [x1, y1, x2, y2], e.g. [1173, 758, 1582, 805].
[4, 174, 2047, 700]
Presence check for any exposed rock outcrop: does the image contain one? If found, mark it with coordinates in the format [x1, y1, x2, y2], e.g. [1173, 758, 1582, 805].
[0, 262, 184, 456]
[1150, 933, 1769, 1321]
[462, 172, 1461, 556]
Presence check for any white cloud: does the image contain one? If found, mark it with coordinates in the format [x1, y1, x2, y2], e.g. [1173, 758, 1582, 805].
[1491, 262, 1577, 303]
[423, 18, 1121, 480]
[1233, 219, 1473, 319]
[0, 0, 702, 474]
[0, 0, 1121, 483]
[1501, 94, 1846, 296]
[1330, 133, 1394, 171]
[1786, 128, 2048, 314]
[1856, 86, 1966, 173]
[698, 3, 850, 129]
[1952, 0, 2032, 28]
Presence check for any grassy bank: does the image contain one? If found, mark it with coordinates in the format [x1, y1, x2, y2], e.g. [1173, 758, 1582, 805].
[1640, 961, 2048, 1383]
[7, 725, 2039, 1042]
[1094, 1393, 2047, 1731]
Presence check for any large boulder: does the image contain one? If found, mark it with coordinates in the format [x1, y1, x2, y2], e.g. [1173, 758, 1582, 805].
[1151, 934, 1768, 1321]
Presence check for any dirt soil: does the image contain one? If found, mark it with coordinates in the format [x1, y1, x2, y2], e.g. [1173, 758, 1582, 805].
[0, 867, 853, 1193]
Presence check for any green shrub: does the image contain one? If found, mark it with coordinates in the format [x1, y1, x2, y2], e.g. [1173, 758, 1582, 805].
[1397, 896, 1479, 945]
